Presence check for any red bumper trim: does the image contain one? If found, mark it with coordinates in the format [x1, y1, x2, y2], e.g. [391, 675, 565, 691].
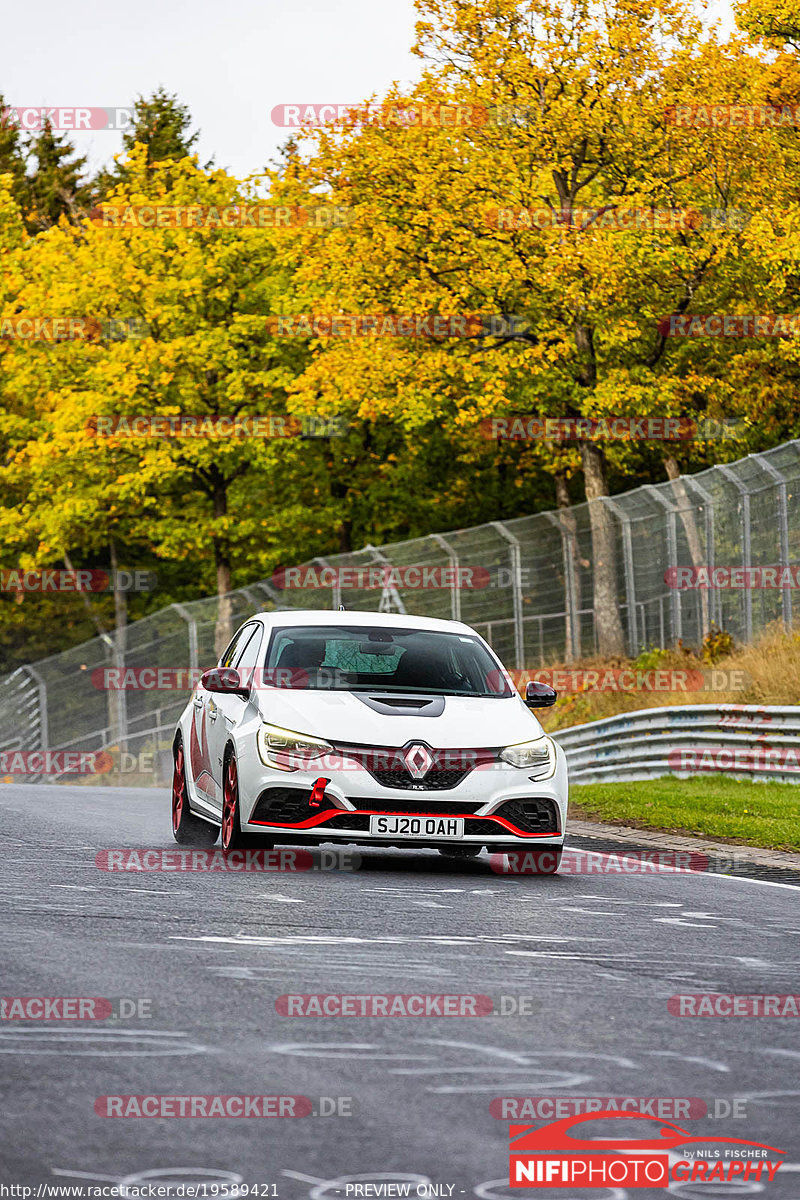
[249, 808, 560, 838]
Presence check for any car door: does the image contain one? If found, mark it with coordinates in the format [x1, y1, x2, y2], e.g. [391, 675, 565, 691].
[207, 621, 264, 810]
[188, 623, 250, 809]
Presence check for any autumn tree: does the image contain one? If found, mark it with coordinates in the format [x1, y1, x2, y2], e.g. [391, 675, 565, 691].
[95, 89, 203, 196]
[270, 0, 769, 654]
[25, 121, 90, 231]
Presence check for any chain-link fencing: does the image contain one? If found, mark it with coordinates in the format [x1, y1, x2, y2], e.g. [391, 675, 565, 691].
[2, 439, 797, 784]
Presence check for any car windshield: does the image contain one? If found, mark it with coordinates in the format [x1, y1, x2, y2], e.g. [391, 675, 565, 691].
[262, 625, 514, 696]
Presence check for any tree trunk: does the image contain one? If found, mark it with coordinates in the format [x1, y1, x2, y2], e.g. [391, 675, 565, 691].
[214, 554, 233, 659]
[555, 471, 581, 662]
[337, 517, 353, 554]
[664, 455, 711, 640]
[109, 540, 128, 752]
[212, 480, 233, 658]
[580, 441, 626, 656]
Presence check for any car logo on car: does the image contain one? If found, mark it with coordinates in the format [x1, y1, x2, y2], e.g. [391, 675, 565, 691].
[404, 744, 433, 779]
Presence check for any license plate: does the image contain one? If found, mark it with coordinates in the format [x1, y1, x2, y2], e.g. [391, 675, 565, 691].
[369, 815, 465, 839]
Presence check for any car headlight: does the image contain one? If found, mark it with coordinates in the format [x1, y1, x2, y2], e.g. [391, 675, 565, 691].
[499, 735, 557, 778]
[257, 723, 333, 772]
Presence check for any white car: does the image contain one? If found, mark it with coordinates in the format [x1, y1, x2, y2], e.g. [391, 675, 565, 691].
[171, 611, 568, 868]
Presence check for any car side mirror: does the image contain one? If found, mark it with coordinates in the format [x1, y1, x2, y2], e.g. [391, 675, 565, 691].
[201, 667, 249, 696]
[524, 681, 557, 708]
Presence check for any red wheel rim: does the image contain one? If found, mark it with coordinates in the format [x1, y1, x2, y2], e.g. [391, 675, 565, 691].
[172, 745, 186, 834]
[222, 757, 237, 849]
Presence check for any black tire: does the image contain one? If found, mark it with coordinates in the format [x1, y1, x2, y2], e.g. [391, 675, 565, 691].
[438, 845, 483, 859]
[172, 739, 219, 847]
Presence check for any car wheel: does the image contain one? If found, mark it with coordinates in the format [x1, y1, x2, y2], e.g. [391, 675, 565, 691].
[172, 739, 218, 846]
[438, 845, 483, 859]
[221, 750, 271, 853]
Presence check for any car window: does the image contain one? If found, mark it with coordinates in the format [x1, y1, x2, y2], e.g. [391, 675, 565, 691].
[263, 624, 513, 696]
[219, 625, 250, 668]
[230, 624, 258, 668]
[235, 625, 264, 686]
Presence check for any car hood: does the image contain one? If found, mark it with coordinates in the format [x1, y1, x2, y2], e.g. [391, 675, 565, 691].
[256, 690, 543, 749]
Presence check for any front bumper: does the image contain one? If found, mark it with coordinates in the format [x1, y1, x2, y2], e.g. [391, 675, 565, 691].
[237, 741, 568, 849]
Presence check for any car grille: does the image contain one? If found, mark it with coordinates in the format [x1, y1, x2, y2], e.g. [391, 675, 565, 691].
[334, 743, 496, 791]
[493, 797, 559, 834]
[369, 766, 470, 790]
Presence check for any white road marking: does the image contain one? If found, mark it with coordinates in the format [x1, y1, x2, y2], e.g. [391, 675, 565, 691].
[0, 1029, 209, 1056]
[646, 1051, 730, 1072]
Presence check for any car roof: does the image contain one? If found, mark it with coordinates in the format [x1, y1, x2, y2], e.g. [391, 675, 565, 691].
[249, 609, 478, 636]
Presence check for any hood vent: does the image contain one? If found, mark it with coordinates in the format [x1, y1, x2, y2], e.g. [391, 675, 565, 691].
[355, 693, 445, 717]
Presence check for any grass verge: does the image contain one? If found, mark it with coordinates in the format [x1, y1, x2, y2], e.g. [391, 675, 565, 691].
[570, 775, 800, 852]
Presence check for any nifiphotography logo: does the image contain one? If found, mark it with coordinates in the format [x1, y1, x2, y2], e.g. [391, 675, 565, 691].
[508, 1110, 784, 1188]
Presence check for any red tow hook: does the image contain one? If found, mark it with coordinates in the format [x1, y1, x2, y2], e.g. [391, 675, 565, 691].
[309, 777, 330, 808]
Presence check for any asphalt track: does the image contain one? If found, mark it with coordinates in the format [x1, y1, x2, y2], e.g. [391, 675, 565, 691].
[1, 782, 800, 1197]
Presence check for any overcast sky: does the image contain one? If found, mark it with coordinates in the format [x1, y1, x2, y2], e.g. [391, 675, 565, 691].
[1, 0, 736, 181]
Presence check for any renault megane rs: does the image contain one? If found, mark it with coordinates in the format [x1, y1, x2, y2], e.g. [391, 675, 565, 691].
[171, 611, 568, 867]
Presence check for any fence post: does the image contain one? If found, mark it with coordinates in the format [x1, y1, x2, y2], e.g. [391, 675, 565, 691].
[644, 486, 681, 646]
[21, 664, 49, 752]
[172, 603, 199, 674]
[714, 464, 753, 643]
[682, 474, 717, 634]
[601, 497, 638, 655]
[254, 579, 285, 609]
[491, 522, 524, 668]
[543, 511, 579, 662]
[428, 533, 461, 621]
[312, 557, 341, 610]
[364, 544, 406, 614]
[753, 452, 792, 632]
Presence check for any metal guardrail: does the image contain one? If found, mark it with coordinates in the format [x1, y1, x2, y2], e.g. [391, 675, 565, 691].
[554, 704, 800, 785]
